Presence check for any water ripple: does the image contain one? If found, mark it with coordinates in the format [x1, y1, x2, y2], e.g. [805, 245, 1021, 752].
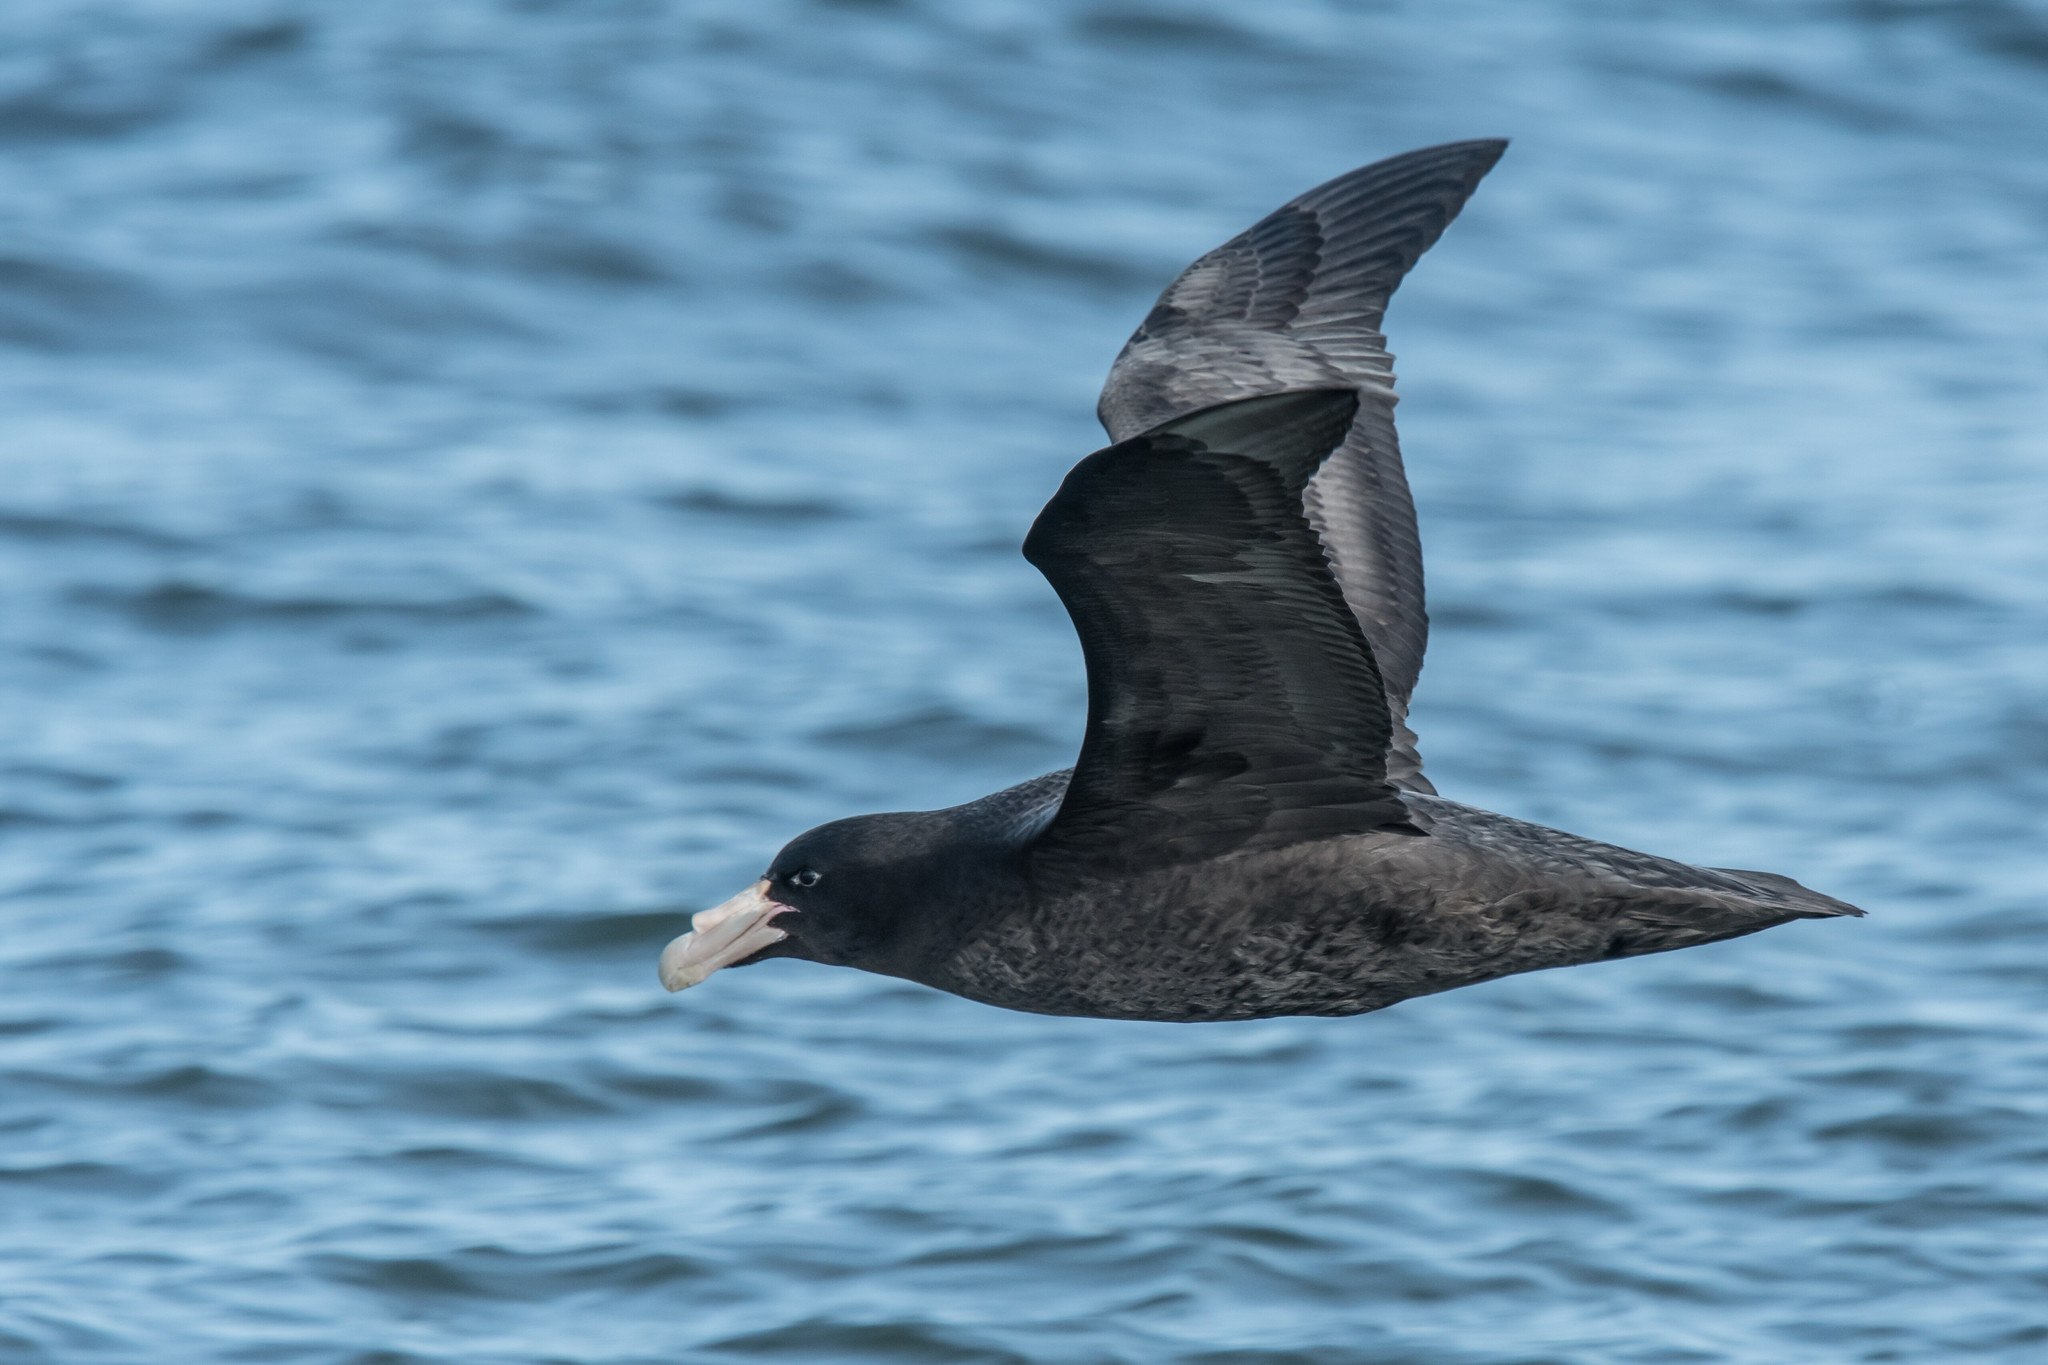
[1, 0, 2043, 1361]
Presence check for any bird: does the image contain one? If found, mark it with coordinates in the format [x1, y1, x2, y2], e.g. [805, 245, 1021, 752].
[659, 138, 1862, 1022]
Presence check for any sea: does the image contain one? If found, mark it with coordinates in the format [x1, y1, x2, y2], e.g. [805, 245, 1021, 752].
[3, 1, 2046, 1361]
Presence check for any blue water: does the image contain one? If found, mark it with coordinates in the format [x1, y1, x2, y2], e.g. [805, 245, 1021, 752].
[4, 2, 2047, 1361]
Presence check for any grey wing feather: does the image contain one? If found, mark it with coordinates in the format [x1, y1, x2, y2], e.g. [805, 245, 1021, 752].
[1025, 390, 1416, 870]
[1098, 139, 1508, 793]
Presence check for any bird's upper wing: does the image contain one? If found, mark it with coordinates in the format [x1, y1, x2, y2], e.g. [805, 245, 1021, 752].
[1023, 390, 1419, 872]
[1097, 139, 1507, 792]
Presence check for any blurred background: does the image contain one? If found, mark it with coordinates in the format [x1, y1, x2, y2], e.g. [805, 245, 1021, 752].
[2, 1, 2045, 1361]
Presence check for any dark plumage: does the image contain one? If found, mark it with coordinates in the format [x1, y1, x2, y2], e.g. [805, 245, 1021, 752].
[659, 139, 1862, 1022]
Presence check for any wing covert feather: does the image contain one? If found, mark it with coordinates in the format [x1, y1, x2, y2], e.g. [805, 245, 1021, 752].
[1024, 391, 1417, 870]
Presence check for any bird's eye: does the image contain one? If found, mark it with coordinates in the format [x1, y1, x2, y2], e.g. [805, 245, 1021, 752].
[788, 869, 821, 889]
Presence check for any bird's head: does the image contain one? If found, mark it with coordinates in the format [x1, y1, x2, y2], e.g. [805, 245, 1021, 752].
[657, 811, 964, 992]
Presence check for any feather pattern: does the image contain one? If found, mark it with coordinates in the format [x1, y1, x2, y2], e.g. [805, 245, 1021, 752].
[1024, 390, 1416, 870]
[1098, 139, 1508, 791]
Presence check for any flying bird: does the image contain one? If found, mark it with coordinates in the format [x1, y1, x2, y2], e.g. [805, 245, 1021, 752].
[660, 139, 1861, 1022]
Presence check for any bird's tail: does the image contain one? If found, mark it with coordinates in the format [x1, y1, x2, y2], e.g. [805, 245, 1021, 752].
[1711, 866, 1866, 918]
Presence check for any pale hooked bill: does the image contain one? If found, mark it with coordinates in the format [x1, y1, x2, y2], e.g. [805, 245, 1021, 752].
[658, 881, 792, 991]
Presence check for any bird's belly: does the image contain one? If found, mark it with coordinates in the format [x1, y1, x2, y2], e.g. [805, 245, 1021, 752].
[938, 870, 1507, 1023]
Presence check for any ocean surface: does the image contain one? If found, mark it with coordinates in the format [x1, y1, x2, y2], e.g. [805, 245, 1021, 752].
[3, 2, 2046, 1361]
